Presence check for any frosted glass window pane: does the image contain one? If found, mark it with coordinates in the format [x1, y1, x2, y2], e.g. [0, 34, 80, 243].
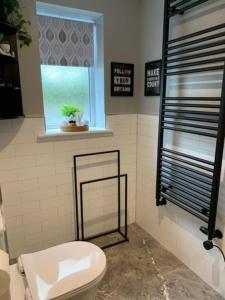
[41, 65, 91, 129]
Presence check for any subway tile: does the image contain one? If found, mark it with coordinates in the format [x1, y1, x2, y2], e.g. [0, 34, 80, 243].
[55, 162, 73, 174]
[0, 170, 18, 183]
[8, 238, 25, 252]
[7, 223, 42, 240]
[55, 173, 72, 186]
[2, 193, 21, 207]
[53, 152, 72, 164]
[20, 187, 57, 203]
[4, 204, 23, 218]
[0, 158, 17, 171]
[57, 184, 73, 196]
[53, 140, 87, 153]
[38, 173, 73, 188]
[41, 239, 59, 250]
[36, 153, 55, 166]
[58, 213, 74, 227]
[10, 131, 36, 145]
[41, 229, 60, 244]
[22, 201, 40, 214]
[56, 194, 73, 208]
[14, 144, 36, 156]
[35, 165, 56, 177]
[17, 165, 55, 180]
[15, 143, 54, 156]
[41, 208, 58, 222]
[58, 225, 74, 241]
[41, 216, 60, 229]
[57, 205, 73, 217]
[23, 222, 43, 236]
[24, 242, 43, 254]
[38, 175, 57, 188]
[12, 118, 44, 132]
[22, 211, 42, 225]
[0, 145, 15, 159]
[25, 232, 43, 246]
[1, 179, 39, 196]
[19, 179, 39, 192]
[36, 142, 54, 153]
[40, 197, 59, 210]
[14, 156, 36, 169]
[83, 188, 104, 201]
[15, 143, 54, 157]
[5, 215, 22, 229]
[5, 201, 40, 219]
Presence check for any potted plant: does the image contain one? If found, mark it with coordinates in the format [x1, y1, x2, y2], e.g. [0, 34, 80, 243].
[0, 0, 32, 48]
[60, 105, 88, 132]
[0, 33, 10, 55]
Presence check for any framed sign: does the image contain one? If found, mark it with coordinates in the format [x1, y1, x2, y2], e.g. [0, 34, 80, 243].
[145, 60, 162, 96]
[111, 62, 134, 97]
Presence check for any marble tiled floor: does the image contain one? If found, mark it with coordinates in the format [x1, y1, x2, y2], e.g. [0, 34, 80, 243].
[95, 224, 223, 300]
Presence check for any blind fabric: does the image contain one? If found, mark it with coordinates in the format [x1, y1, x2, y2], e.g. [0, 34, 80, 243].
[37, 15, 94, 67]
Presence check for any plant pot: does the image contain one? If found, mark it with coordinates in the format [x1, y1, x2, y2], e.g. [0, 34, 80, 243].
[60, 124, 89, 133]
[74, 112, 84, 126]
[0, 43, 10, 54]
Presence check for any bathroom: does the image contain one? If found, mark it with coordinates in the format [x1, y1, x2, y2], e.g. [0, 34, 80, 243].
[0, 0, 225, 299]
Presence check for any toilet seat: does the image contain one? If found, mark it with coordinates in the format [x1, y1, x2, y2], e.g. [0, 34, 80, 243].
[20, 241, 106, 300]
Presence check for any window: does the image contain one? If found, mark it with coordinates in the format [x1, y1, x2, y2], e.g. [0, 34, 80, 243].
[41, 66, 91, 129]
[36, 3, 105, 132]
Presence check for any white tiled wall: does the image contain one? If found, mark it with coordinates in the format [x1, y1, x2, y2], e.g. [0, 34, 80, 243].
[0, 114, 137, 258]
[136, 114, 225, 296]
[1, 111, 225, 296]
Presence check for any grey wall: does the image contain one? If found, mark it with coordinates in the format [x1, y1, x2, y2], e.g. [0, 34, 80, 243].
[138, 0, 225, 115]
[18, 0, 44, 117]
[18, 0, 141, 117]
[138, 0, 164, 115]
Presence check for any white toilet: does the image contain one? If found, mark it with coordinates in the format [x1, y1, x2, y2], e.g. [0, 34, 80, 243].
[0, 203, 106, 300]
[8, 241, 106, 300]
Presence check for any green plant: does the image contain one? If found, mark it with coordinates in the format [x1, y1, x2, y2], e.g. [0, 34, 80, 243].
[0, 0, 20, 17]
[60, 105, 82, 122]
[0, 0, 32, 48]
[0, 33, 8, 44]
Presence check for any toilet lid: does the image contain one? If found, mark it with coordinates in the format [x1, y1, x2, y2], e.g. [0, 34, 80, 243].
[20, 242, 106, 300]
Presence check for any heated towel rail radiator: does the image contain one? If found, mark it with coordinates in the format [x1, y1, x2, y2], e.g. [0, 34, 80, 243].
[156, 0, 225, 250]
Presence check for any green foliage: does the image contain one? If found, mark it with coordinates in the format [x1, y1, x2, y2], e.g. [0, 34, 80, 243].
[1, 0, 20, 17]
[60, 105, 82, 118]
[0, 33, 8, 43]
[15, 12, 32, 48]
[0, 0, 32, 48]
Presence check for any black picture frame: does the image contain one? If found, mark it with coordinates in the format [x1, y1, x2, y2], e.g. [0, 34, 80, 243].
[145, 60, 162, 96]
[111, 62, 134, 97]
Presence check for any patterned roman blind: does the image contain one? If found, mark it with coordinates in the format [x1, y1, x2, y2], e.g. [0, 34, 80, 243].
[37, 15, 94, 67]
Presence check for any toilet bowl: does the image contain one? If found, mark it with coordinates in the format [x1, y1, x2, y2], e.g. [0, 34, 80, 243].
[10, 241, 106, 300]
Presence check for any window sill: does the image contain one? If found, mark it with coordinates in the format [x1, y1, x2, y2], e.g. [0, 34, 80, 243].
[37, 127, 113, 142]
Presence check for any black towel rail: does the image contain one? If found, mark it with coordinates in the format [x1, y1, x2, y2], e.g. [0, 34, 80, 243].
[156, 0, 225, 250]
[168, 0, 210, 17]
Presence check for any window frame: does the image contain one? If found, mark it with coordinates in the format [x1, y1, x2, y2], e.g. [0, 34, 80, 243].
[36, 2, 105, 132]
